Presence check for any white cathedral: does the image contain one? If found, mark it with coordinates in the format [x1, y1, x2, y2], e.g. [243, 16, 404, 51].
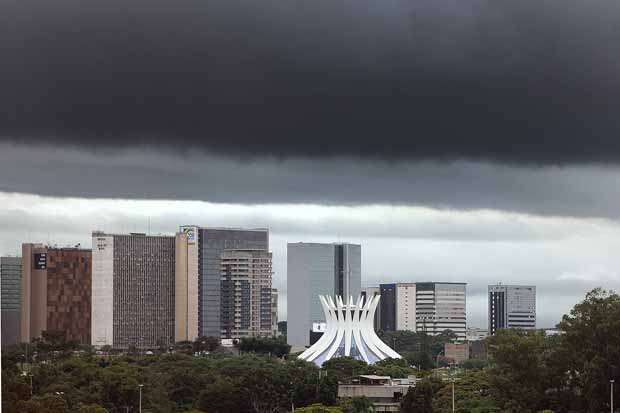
[298, 295, 401, 366]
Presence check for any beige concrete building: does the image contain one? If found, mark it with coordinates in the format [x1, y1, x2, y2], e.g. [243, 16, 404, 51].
[220, 249, 273, 339]
[396, 283, 416, 331]
[339, 375, 416, 412]
[92, 232, 175, 349]
[174, 231, 199, 342]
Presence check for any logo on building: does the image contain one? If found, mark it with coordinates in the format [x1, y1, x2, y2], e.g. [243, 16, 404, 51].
[181, 226, 196, 244]
[33, 253, 47, 270]
[312, 322, 327, 333]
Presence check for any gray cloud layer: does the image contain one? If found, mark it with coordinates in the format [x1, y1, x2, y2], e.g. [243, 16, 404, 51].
[2, 0, 620, 163]
[2, 144, 619, 219]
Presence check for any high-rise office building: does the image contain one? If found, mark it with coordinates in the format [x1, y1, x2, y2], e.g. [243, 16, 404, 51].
[21, 244, 92, 344]
[374, 283, 416, 332]
[176, 226, 269, 340]
[92, 232, 175, 349]
[220, 249, 273, 339]
[287, 242, 361, 348]
[379, 283, 396, 331]
[271, 288, 279, 336]
[361, 286, 381, 331]
[1, 256, 22, 346]
[396, 283, 416, 331]
[488, 284, 536, 335]
[416, 282, 466, 340]
[174, 230, 199, 342]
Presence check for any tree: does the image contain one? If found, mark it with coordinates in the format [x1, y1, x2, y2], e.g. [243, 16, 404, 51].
[197, 378, 247, 413]
[318, 373, 338, 405]
[378, 330, 421, 353]
[432, 370, 499, 413]
[556, 288, 620, 412]
[338, 396, 375, 413]
[78, 404, 109, 413]
[429, 330, 458, 359]
[237, 336, 290, 357]
[487, 329, 553, 413]
[16, 394, 67, 413]
[461, 359, 488, 370]
[295, 404, 343, 413]
[321, 357, 367, 382]
[404, 350, 434, 371]
[193, 336, 220, 353]
[173, 340, 194, 355]
[366, 357, 413, 378]
[401, 377, 443, 413]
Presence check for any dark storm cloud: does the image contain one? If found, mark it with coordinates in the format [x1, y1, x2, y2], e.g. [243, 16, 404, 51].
[2, 0, 620, 163]
[2, 144, 620, 219]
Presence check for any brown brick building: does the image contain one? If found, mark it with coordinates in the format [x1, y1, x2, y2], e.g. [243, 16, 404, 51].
[21, 244, 92, 344]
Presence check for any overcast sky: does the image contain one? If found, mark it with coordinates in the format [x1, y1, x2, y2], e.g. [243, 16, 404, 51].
[2, 0, 620, 328]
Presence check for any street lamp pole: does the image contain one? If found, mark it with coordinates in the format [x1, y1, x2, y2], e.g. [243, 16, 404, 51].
[452, 378, 455, 413]
[139, 384, 144, 413]
[611, 379, 615, 413]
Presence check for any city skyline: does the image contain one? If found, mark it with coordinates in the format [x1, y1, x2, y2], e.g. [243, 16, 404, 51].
[2, 0, 620, 337]
[1, 217, 611, 330]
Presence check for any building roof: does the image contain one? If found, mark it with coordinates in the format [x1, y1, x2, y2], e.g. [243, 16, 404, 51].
[359, 375, 392, 381]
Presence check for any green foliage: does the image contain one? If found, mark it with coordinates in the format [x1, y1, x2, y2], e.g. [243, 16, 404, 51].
[432, 370, 499, 413]
[321, 357, 368, 381]
[365, 357, 413, 378]
[379, 330, 422, 353]
[487, 329, 553, 412]
[295, 403, 344, 413]
[78, 403, 109, 413]
[338, 396, 375, 413]
[379, 329, 458, 372]
[404, 350, 434, 371]
[192, 336, 221, 353]
[237, 335, 291, 357]
[196, 378, 244, 412]
[556, 288, 620, 412]
[17, 394, 68, 413]
[2, 289, 617, 413]
[401, 376, 443, 413]
[460, 359, 488, 370]
[486, 288, 620, 412]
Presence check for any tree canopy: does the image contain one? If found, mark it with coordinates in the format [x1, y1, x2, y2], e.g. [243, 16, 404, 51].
[2, 288, 619, 413]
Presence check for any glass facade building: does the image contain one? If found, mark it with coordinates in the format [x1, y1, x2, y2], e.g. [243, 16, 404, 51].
[287, 243, 361, 348]
[379, 283, 396, 331]
[488, 284, 536, 335]
[196, 228, 269, 338]
[416, 282, 467, 341]
[1, 256, 22, 346]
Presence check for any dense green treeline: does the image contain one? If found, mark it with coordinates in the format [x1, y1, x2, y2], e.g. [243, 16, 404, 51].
[2, 288, 619, 412]
[400, 288, 620, 413]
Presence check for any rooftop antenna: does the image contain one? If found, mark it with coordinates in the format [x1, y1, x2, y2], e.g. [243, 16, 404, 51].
[148, 217, 151, 235]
